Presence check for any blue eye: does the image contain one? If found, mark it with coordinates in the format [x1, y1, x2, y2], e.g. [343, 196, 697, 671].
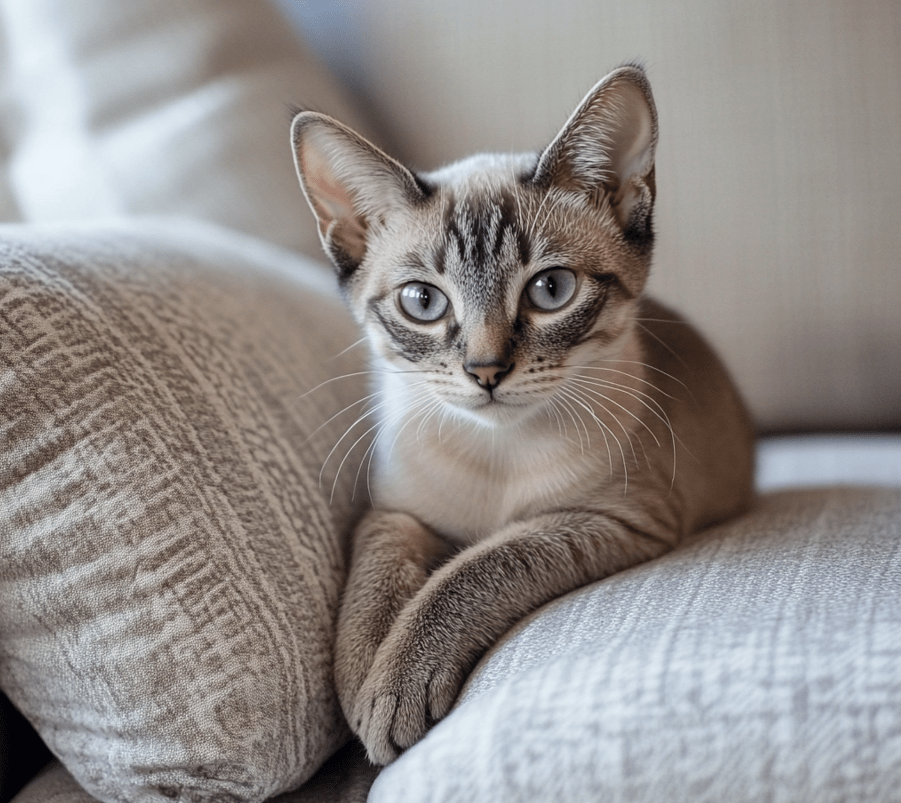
[526, 268, 577, 311]
[398, 282, 449, 322]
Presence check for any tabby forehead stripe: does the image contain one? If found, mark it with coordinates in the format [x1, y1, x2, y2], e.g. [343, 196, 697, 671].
[440, 192, 531, 276]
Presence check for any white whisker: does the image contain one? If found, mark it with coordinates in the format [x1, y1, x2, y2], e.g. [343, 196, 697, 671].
[322, 383, 432, 501]
[357, 388, 435, 502]
[528, 189, 552, 240]
[544, 397, 567, 439]
[633, 317, 691, 326]
[329, 336, 368, 360]
[319, 405, 379, 489]
[298, 369, 381, 401]
[383, 393, 442, 466]
[563, 370, 672, 425]
[437, 405, 451, 444]
[558, 386, 625, 488]
[563, 361, 685, 396]
[571, 384, 640, 466]
[568, 376, 662, 448]
[568, 375, 678, 489]
[302, 389, 381, 446]
[330, 417, 383, 504]
[415, 398, 450, 447]
[635, 322, 690, 370]
[554, 392, 589, 455]
[567, 379, 651, 471]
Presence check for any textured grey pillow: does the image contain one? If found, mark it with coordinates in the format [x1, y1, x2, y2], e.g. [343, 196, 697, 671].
[370, 487, 901, 803]
[9, 743, 379, 803]
[0, 220, 369, 803]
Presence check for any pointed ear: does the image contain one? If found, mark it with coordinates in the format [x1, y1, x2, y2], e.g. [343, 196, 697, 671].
[291, 112, 428, 279]
[532, 66, 658, 242]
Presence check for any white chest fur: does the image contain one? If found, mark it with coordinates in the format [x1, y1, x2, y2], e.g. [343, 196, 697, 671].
[371, 411, 604, 546]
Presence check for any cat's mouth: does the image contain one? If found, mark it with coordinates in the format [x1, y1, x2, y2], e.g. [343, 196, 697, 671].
[454, 391, 537, 426]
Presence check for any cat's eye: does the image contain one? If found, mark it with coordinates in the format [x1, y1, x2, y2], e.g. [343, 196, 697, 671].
[526, 268, 577, 311]
[398, 282, 450, 322]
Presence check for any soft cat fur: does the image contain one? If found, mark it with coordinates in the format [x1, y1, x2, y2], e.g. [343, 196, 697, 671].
[291, 65, 754, 765]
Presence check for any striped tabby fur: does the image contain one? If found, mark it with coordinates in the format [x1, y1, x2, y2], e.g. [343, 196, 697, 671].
[292, 65, 754, 764]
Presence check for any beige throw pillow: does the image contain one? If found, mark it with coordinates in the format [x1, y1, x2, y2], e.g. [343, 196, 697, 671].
[0, 219, 368, 803]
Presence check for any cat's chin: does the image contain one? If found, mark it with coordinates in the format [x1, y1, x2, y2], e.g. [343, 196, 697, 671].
[451, 398, 538, 429]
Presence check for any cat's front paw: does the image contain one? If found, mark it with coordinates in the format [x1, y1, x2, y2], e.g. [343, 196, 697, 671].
[351, 630, 466, 765]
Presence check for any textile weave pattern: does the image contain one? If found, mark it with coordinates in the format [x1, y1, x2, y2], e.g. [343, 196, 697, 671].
[0, 222, 366, 803]
[372, 488, 901, 803]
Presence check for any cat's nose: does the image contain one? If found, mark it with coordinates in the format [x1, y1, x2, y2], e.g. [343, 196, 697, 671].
[464, 359, 514, 389]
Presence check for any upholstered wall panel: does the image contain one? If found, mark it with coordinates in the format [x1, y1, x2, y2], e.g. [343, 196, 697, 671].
[278, 0, 901, 432]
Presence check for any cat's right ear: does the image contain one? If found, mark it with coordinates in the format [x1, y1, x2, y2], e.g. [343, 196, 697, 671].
[532, 66, 658, 245]
[292, 112, 428, 280]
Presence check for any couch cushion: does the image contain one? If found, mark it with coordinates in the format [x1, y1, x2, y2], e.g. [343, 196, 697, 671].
[370, 486, 901, 803]
[0, 0, 375, 258]
[0, 220, 368, 803]
[757, 433, 901, 491]
[9, 743, 378, 803]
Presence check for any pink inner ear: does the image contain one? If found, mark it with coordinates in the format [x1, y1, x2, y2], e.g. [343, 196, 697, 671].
[606, 82, 655, 187]
[301, 144, 358, 223]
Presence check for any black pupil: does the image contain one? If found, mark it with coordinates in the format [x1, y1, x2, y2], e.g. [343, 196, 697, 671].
[544, 275, 558, 298]
[417, 286, 431, 309]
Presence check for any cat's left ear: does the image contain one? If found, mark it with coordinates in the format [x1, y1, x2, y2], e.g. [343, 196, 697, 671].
[292, 112, 428, 280]
[533, 65, 658, 242]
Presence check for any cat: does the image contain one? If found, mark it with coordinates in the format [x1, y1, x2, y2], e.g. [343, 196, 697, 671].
[291, 64, 755, 765]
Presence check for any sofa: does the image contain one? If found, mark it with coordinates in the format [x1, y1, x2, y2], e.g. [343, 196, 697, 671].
[1, 1, 899, 802]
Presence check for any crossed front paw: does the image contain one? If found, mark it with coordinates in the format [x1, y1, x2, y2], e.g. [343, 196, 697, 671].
[350, 633, 466, 765]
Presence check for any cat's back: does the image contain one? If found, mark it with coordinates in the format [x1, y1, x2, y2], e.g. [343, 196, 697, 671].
[635, 296, 755, 533]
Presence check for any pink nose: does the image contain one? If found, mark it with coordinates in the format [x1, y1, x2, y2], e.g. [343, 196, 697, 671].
[464, 360, 514, 389]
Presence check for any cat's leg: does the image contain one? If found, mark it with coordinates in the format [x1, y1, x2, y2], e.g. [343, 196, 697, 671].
[350, 508, 674, 764]
[334, 509, 449, 731]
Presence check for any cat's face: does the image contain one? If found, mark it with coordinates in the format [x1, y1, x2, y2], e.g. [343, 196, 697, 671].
[293, 66, 658, 428]
[347, 155, 646, 426]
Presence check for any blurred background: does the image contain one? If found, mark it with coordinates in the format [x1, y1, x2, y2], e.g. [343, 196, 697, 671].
[0, 0, 898, 438]
[278, 0, 901, 433]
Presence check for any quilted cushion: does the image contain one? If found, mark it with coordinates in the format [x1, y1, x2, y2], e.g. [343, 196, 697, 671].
[370, 487, 901, 803]
[0, 220, 368, 803]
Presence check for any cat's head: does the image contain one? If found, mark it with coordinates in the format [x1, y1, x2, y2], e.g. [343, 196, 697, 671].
[292, 66, 657, 428]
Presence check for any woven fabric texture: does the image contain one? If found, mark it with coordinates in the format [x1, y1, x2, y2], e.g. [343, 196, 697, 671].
[11, 743, 378, 803]
[371, 487, 901, 803]
[0, 220, 368, 803]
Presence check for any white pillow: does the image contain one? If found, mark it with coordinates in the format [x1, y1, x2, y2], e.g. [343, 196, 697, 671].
[370, 487, 901, 802]
[0, 0, 375, 258]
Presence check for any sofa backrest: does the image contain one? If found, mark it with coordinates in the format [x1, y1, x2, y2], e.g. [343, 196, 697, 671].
[0, 0, 897, 434]
[280, 0, 901, 434]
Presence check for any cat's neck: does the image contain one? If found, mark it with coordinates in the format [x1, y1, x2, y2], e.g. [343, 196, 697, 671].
[368, 336, 652, 545]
